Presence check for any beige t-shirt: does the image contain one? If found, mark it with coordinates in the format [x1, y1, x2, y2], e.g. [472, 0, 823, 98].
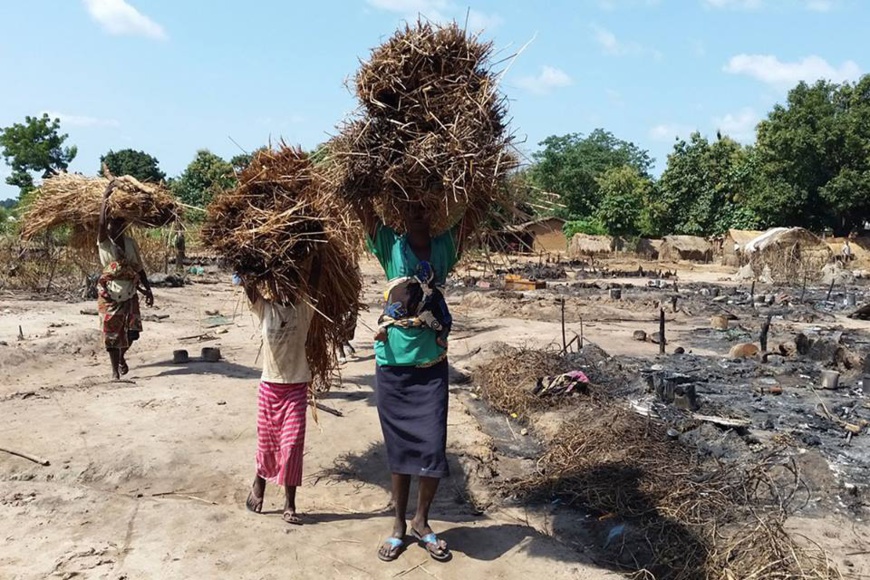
[98, 236, 143, 302]
[251, 299, 313, 384]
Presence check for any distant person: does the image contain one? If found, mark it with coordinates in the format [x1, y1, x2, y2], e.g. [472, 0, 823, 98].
[842, 240, 853, 263]
[338, 310, 357, 364]
[173, 223, 186, 273]
[97, 184, 154, 380]
[243, 255, 320, 526]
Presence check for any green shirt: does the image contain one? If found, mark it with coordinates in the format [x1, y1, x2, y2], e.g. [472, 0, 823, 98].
[367, 225, 459, 367]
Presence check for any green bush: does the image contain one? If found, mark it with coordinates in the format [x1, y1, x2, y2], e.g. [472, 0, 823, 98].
[564, 218, 607, 238]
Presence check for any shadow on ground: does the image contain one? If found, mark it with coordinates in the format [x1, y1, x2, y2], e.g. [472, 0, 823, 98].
[310, 441, 596, 566]
[137, 358, 260, 379]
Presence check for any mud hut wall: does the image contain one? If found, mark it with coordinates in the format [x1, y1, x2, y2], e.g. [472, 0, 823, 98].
[635, 238, 662, 260]
[528, 220, 568, 253]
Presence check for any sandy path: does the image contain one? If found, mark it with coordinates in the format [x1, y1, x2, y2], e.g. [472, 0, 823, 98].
[0, 274, 616, 580]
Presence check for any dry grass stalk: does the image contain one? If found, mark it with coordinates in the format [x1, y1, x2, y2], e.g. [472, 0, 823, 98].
[474, 347, 585, 417]
[326, 20, 518, 235]
[201, 145, 363, 390]
[480, 348, 840, 579]
[20, 173, 180, 249]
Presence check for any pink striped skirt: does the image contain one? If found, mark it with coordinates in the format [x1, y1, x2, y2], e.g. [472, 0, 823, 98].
[256, 381, 308, 487]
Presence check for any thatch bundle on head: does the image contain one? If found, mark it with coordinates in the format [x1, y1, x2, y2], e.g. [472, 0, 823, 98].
[19, 173, 181, 249]
[327, 20, 518, 234]
[746, 227, 832, 284]
[201, 145, 363, 390]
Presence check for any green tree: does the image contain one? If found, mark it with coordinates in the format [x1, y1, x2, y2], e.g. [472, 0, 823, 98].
[171, 150, 235, 208]
[753, 76, 870, 234]
[528, 129, 653, 219]
[655, 132, 759, 236]
[594, 165, 653, 237]
[230, 152, 254, 174]
[100, 149, 166, 182]
[0, 114, 78, 196]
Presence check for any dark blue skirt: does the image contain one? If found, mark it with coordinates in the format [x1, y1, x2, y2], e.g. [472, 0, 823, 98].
[375, 360, 449, 478]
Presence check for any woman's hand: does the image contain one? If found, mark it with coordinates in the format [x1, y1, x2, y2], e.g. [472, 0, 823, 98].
[143, 288, 154, 307]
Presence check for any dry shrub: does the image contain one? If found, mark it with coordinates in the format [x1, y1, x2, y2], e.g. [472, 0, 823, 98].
[0, 234, 93, 295]
[201, 145, 363, 390]
[20, 174, 181, 249]
[327, 20, 518, 234]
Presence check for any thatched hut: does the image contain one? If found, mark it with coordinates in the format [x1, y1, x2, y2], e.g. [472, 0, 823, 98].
[659, 236, 713, 263]
[635, 238, 663, 260]
[499, 217, 567, 253]
[746, 227, 832, 283]
[722, 229, 764, 266]
[569, 234, 622, 257]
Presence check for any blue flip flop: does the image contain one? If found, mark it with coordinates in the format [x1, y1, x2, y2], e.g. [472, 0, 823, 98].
[378, 536, 405, 562]
[411, 529, 451, 562]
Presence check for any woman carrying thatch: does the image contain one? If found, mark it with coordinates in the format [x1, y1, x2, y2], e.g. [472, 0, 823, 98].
[97, 185, 154, 380]
[243, 255, 321, 526]
[353, 200, 476, 563]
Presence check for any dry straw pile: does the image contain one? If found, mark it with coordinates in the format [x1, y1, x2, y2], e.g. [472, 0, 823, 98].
[477, 348, 840, 580]
[327, 20, 518, 234]
[20, 173, 180, 247]
[201, 145, 363, 390]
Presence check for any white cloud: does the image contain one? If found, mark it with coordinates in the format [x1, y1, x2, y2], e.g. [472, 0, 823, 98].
[598, 0, 660, 9]
[41, 111, 121, 129]
[724, 54, 861, 86]
[591, 24, 661, 59]
[649, 123, 696, 142]
[712, 107, 759, 143]
[704, 0, 838, 10]
[806, 0, 835, 11]
[703, 0, 762, 9]
[83, 0, 167, 40]
[516, 66, 573, 95]
[367, 0, 501, 30]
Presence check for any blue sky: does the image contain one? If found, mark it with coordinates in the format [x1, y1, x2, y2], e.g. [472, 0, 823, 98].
[0, 0, 865, 200]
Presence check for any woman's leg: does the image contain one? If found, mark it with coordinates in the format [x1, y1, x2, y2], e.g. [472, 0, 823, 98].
[410, 477, 449, 558]
[379, 473, 411, 559]
[119, 348, 129, 375]
[283, 484, 301, 525]
[246, 475, 265, 513]
[108, 349, 121, 380]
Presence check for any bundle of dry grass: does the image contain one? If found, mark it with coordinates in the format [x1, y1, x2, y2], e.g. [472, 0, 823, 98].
[474, 347, 584, 417]
[20, 174, 180, 247]
[202, 145, 363, 390]
[327, 20, 517, 234]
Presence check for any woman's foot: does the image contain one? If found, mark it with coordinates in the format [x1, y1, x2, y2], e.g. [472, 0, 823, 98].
[378, 521, 407, 562]
[410, 519, 450, 562]
[282, 509, 303, 525]
[119, 359, 129, 376]
[245, 476, 265, 513]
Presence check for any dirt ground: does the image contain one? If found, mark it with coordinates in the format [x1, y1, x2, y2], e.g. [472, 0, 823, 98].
[1, 256, 868, 579]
